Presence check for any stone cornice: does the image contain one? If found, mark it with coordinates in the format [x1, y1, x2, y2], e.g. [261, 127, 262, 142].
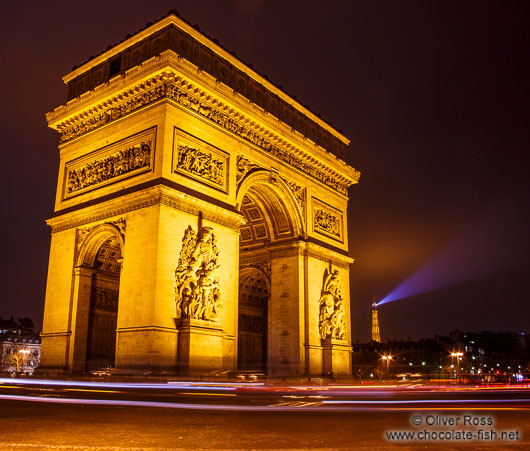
[40, 331, 71, 338]
[46, 185, 245, 233]
[262, 240, 354, 268]
[304, 242, 354, 269]
[116, 326, 178, 334]
[62, 14, 349, 146]
[47, 55, 359, 196]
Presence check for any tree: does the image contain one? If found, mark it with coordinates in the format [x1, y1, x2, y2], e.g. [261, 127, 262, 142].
[17, 317, 35, 332]
[4, 344, 35, 374]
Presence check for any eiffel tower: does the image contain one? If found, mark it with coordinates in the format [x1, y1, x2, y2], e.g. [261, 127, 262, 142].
[371, 296, 381, 343]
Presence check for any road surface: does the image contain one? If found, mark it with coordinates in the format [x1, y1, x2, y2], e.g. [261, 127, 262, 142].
[0, 379, 528, 450]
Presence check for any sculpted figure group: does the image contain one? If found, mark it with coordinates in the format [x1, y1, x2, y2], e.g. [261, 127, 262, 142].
[175, 226, 221, 322]
[177, 144, 224, 186]
[318, 267, 346, 340]
[314, 209, 341, 238]
[66, 142, 151, 194]
[61, 79, 351, 194]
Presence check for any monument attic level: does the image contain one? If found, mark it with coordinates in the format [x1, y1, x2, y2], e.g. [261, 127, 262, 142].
[41, 12, 360, 377]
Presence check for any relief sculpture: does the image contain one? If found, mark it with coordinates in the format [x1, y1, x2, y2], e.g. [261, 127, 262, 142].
[58, 78, 354, 195]
[176, 144, 224, 187]
[175, 226, 221, 322]
[318, 266, 346, 340]
[236, 156, 261, 184]
[66, 140, 151, 195]
[91, 287, 119, 311]
[314, 209, 341, 238]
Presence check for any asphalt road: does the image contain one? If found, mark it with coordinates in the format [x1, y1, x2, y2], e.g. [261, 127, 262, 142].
[0, 380, 529, 450]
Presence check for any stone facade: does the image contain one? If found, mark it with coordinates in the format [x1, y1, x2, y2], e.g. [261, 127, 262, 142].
[40, 13, 360, 377]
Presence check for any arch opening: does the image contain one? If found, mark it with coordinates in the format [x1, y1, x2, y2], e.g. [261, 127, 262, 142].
[237, 178, 302, 374]
[79, 229, 123, 373]
[238, 267, 269, 372]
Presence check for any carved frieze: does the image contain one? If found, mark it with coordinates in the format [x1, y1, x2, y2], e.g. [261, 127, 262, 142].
[176, 144, 224, 187]
[236, 156, 261, 185]
[173, 129, 228, 192]
[312, 198, 343, 242]
[318, 266, 346, 341]
[175, 226, 221, 322]
[57, 76, 355, 195]
[64, 128, 155, 198]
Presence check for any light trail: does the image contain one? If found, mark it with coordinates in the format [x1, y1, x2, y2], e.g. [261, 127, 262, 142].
[0, 378, 238, 391]
[390, 407, 530, 411]
[0, 394, 345, 411]
[178, 392, 237, 396]
[1, 393, 528, 412]
[322, 399, 530, 404]
[64, 388, 125, 393]
[1, 378, 528, 395]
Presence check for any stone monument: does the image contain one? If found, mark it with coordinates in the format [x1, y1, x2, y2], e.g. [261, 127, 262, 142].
[40, 11, 360, 377]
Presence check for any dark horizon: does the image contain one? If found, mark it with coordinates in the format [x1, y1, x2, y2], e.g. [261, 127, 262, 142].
[1, 1, 528, 341]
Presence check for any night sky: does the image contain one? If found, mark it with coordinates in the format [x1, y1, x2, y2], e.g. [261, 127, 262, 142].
[1, 1, 528, 341]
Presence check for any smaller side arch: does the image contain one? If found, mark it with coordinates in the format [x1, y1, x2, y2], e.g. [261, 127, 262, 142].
[77, 223, 125, 268]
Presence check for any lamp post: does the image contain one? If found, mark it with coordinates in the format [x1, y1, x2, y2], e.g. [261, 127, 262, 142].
[450, 351, 464, 382]
[381, 354, 393, 378]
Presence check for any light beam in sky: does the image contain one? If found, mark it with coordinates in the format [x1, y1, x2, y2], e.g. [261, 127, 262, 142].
[377, 199, 523, 306]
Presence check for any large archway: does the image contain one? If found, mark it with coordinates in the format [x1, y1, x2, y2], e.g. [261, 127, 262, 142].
[85, 235, 122, 371]
[237, 172, 305, 375]
[76, 223, 124, 373]
[237, 267, 269, 372]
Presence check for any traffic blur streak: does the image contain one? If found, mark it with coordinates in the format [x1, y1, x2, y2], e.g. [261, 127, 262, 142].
[0, 378, 529, 412]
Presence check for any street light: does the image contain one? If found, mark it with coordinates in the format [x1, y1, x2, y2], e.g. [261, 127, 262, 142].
[450, 351, 464, 382]
[381, 354, 393, 377]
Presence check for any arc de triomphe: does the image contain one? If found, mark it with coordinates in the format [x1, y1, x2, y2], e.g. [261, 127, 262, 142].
[40, 12, 360, 377]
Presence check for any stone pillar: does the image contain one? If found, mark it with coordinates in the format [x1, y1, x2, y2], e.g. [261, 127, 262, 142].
[322, 338, 352, 377]
[302, 243, 354, 378]
[114, 204, 179, 374]
[268, 243, 305, 376]
[39, 228, 77, 375]
[68, 266, 94, 373]
[177, 319, 224, 376]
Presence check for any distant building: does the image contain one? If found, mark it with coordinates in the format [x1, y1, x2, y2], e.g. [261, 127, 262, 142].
[0, 317, 41, 376]
[352, 330, 529, 383]
[449, 330, 529, 382]
[352, 338, 447, 381]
